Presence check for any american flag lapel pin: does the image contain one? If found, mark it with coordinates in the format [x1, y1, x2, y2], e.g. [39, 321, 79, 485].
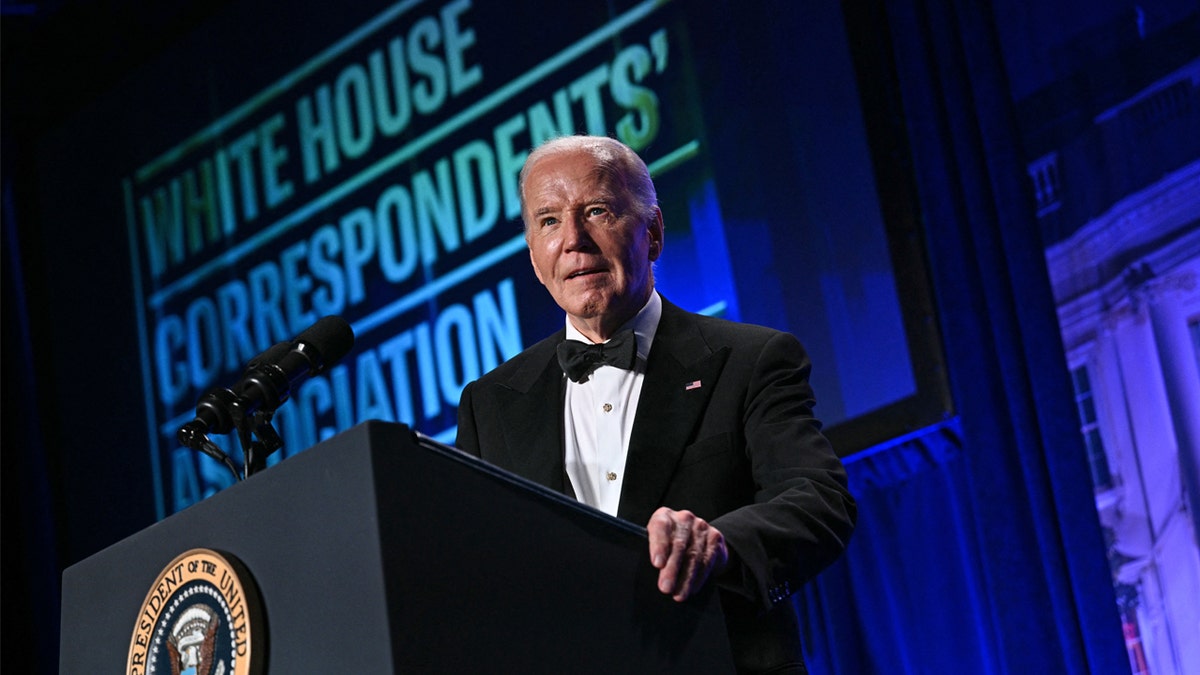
[685, 380, 702, 391]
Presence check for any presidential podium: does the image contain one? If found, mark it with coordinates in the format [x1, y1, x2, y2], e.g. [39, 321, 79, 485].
[59, 421, 734, 673]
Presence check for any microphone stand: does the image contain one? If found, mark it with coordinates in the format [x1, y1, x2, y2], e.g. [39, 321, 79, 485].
[237, 408, 283, 479]
[177, 423, 243, 484]
[177, 398, 284, 482]
[177, 388, 245, 483]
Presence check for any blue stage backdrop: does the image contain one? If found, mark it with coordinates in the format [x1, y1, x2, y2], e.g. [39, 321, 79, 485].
[31, 0, 944, 519]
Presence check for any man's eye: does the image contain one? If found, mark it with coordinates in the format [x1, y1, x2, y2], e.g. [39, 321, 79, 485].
[541, 217, 559, 227]
[587, 206, 607, 217]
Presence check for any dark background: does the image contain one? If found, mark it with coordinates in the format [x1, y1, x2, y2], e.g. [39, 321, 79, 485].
[5, 0, 1198, 672]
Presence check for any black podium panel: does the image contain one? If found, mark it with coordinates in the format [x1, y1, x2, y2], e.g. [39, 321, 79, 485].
[60, 421, 734, 673]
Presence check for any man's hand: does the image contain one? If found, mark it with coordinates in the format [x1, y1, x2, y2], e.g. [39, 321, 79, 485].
[647, 507, 729, 602]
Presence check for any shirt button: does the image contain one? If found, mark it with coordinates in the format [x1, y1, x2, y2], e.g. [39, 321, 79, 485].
[602, 403, 613, 413]
[606, 472, 618, 481]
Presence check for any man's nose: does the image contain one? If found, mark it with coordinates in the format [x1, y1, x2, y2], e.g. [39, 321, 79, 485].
[561, 214, 595, 251]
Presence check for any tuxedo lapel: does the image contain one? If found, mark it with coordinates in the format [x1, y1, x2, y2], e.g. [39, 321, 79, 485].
[617, 301, 730, 524]
[492, 334, 570, 493]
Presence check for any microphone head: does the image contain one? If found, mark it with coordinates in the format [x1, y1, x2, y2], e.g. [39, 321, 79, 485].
[297, 315, 355, 373]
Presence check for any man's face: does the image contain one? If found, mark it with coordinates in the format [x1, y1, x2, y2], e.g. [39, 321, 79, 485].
[522, 149, 663, 339]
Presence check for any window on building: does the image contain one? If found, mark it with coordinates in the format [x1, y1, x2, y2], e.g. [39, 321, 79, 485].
[1072, 365, 1114, 491]
[1027, 152, 1062, 216]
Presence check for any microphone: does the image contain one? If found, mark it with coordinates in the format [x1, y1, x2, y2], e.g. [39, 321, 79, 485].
[178, 316, 355, 447]
[236, 314, 355, 415]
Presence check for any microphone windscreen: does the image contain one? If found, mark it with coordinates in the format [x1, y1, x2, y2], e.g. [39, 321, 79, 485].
[299, 315, 355, 367]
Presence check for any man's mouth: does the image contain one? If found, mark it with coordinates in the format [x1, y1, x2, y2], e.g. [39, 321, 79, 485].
[566, 268, 604, 280]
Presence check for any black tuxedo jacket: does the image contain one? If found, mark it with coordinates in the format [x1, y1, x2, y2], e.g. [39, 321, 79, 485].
[456, 297, 856, 673]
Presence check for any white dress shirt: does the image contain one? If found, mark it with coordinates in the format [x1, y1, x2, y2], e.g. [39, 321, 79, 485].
[562, 291, 662, 516]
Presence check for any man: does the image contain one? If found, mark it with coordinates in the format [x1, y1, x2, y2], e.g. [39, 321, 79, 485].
[455, 135, 855, 673]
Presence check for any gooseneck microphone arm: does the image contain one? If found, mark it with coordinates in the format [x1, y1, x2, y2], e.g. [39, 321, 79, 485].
[189, 434, 244, 484]
[177, 316, 356, 480]
[177, 387, 244, 482]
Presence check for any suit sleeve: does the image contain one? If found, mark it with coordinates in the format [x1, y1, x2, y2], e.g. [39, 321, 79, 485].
[711, 330, 857, 610]
[454, 381, 483, 458]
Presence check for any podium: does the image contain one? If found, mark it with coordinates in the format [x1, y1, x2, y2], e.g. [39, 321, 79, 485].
[59, 421, 734, 673]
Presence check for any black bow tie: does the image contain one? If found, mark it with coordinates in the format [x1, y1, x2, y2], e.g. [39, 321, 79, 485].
[557, 331, 637, 383]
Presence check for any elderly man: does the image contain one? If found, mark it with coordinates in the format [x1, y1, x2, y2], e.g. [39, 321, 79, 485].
[455, 135, 855, 673]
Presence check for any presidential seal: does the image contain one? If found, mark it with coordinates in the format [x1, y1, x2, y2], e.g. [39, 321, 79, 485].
[127, 548, 263, 675]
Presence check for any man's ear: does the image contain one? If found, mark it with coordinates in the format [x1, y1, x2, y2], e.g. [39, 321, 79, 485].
[647, 208, 665, 262]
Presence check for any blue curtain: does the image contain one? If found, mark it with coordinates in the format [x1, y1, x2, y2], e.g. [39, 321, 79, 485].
[797, 0, 1131, 672]
[803, 423, 994, 673]
[802, 416, 1125, 673]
